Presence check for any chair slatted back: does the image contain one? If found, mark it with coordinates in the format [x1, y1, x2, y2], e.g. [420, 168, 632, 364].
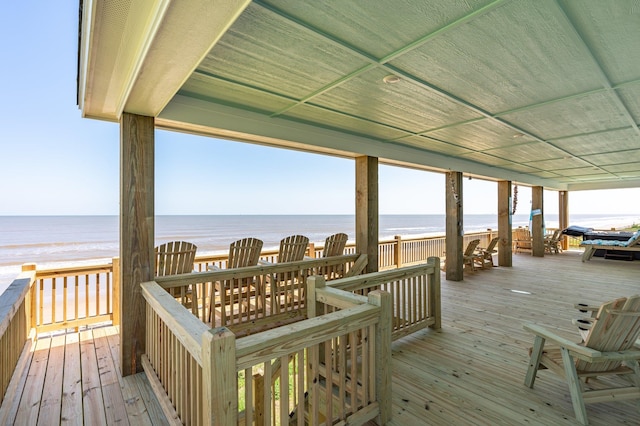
[323, 233, 348, 258]
[155, 241, 197, 277]
[515, 228, 531, 241]
[278, 235, 309, 263]
[485, 237, 499, 253]
[463, 239, 481, 256]
[577, 295, 640, 372]
[228, 238, 263, 269]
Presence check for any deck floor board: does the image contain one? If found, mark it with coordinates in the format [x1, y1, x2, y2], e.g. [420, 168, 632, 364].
[80, 329, 106, 425]
[38, 334, 64, 426]
[60, 332, 82, 426]
[15, 337, 50, 424]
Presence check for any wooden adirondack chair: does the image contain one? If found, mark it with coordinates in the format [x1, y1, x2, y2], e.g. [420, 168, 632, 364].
[155, 241, 197, 301]
[524, 295, 640, 425]
[544, 229, 562, 254]
[208, 237, 264, 325]
[322, 232, 348, 257]
[320, 232, 349, 279]
[259, 235, 310, 312]
[477, 237, 499, 268]
[462, 239, 483, 271]
[227, 237, 264, 268]
[513, 227, 532, 254]
[278, 234, 310, 263]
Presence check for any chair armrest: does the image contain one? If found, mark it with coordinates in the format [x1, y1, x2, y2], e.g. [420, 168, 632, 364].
[207, 264, 222, 272]
[523, 323, 602, 359]
[574, 303, 599, 313]
[572, 318, 593, 329]
[596, 348, 640, 362]
[257, 259, 274, 267]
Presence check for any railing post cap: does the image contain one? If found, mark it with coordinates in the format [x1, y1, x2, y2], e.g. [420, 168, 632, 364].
[307, 275, 326, 287]
[22, 263, 36, 272]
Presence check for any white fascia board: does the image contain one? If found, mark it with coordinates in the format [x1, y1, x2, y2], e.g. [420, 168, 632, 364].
[567, 179, 640, 191]
[124, 0, 252, 117]
[158, 95, 569, 190]
[78, 0, 250, 120]
[77, 0, 95, 116]
[78, 0, 171, 120]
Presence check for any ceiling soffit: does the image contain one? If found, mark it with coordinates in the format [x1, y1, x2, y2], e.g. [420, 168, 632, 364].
[169, 0, 640, 190]
[81, 0, 640, 191]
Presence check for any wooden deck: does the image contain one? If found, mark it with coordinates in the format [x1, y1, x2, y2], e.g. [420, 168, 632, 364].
[388, 250, 640, 426]
[0, 325, 169, 425]
[3, 250, 639, 425]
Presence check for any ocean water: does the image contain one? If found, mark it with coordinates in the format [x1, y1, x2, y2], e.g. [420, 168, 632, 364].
[1, 214, 638, 294]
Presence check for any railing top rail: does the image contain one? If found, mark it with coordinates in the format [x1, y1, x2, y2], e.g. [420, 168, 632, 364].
[141, 280, 209, 365]
[329, 257, 439, 292]
[155, 253, 361, 288]
[35, 263, 113, 279]
[235, 301, 380, 370]
[313, 284, 368, 310]
[0, 270, 35, 337]
[194, 247, 281, 263]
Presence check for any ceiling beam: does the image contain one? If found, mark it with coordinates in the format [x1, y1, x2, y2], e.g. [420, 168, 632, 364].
[568, 179, 640, 191]
[158, 94, 568, 190]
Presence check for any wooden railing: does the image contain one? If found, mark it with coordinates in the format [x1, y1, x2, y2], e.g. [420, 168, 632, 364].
[154, 254, 366, 336]
[32, 261, 116, 333]
[142, 265, 392, 425]
[327, 257, 441, 340]
[141, 281, 208, 424]
[378, 230, 494, 270]
[192, 229, 493, 272]
[4, 230, 493, 338]
[0, 265, 35, 412]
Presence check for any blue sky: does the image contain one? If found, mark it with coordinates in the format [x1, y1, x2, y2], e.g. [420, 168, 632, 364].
[0, 2, 638, 217]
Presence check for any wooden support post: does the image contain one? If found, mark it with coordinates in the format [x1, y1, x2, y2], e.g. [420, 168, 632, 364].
[355, 156, 379, 273]
[203, 327, 237, 425]
[252, 373, 265, 426]
[531, 186, 545, 257]
[307, 242, 316, 258]
[498, 181, 513, 267]
[428, 256, 441, 330]
[120, 112, 154, 376]
[445, 171, 463, 281]
[112, 257, 120, 326]
[559, 191, 569, 251]
[394, 235, 403, 268]
[306, 275, 326, 319]
[369, 290, 391, 425]
[21, 263, 37, 329]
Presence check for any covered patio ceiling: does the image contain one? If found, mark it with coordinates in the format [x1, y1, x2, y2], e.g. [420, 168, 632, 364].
[78, 0, 640, 191]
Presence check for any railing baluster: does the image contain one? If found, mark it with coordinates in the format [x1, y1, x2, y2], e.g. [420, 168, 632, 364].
[85, 274, 90, 319]
[106, 271, 111, 316]
[63, 276, 68, 324]
[74, 275, 79, 324]
[96, 273, 100, 316]
[51, 277, 57, 325]
[37, 278, 43, 328]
